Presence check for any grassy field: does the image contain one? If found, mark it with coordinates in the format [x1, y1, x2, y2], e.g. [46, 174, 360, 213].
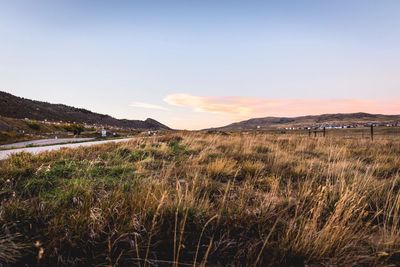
[242, 126, 400, 139]
[0, 132, 399, 266]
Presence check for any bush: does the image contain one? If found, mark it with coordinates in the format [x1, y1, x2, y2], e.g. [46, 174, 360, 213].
[26, 120, 41, 131]
[61, 123, 85, 135]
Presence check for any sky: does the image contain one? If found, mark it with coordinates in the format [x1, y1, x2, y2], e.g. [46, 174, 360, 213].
[1, 0, 400, 129]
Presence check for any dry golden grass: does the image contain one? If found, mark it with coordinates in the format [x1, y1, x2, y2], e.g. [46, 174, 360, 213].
[0, 132, 399, 266]
[206, 157, 238, 179]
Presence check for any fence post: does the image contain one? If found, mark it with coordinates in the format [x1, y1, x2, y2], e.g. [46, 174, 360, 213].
[314, 130, 317, 137]
[308, 129, 311, 137]
[323, 127, 326, 137]
[370, 125, 374, 141]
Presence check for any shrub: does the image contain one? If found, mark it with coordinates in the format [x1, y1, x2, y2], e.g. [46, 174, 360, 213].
[61, 123, 85, 135]
[26, 120, 41, 131]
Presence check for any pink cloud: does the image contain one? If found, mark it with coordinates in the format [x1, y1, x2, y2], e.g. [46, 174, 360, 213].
[164, 93, 400, 118]
[164, 93, 253, 116]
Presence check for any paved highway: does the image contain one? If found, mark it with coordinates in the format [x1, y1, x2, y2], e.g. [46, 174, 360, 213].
[0, 138, 95, 149]
[0, 138, 132, 160]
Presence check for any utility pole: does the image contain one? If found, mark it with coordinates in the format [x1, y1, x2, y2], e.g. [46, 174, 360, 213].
[370, 125, 374, 141]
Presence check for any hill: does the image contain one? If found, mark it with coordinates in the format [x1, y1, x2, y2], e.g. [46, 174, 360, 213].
[208, 113, 400, 131]
[0, 91, 170, 130]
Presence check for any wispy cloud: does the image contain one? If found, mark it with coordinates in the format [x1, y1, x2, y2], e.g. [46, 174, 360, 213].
[163, 93, 253, 116]
[164, 93, 400, 118]
[130, 101, 168, 110]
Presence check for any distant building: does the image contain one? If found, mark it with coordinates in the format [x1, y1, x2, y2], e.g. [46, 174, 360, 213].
[101, 129, 107, 137]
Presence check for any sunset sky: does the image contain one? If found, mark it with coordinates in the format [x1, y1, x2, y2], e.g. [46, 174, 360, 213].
[1, 1, 400, 129]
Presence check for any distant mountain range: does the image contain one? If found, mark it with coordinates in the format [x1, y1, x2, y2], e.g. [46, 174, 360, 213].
[207, 113, 400, 131]
[0, 91, 170, 130]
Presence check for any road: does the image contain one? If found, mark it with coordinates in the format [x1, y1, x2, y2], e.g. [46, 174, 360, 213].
[0, 138, 95, 149]
[0, 138, 133, 160]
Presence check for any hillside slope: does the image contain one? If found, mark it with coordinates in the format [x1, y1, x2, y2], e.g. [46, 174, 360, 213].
[208, 113, 400, 131]
[0, 91, 170, 130]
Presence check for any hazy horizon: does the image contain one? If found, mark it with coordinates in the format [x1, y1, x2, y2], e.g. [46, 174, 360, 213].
[1, 1, 400, 129]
